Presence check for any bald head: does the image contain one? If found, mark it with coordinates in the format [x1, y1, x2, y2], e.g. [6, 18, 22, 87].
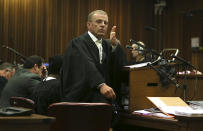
[88, 10, 108, 22]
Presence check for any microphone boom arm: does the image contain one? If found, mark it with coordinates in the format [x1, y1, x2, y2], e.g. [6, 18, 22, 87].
[171, 55, 196, 69]
[2, 45, 27, 63]
[147, 63, 180, 88]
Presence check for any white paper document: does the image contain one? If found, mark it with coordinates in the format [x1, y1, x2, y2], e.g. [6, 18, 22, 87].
[124, 62, 151, 69]
[133, 110, 174, 119]
[147, 97, 203, 116]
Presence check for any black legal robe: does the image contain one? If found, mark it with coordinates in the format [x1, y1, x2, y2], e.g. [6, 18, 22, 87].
[61, 32, 126, 103]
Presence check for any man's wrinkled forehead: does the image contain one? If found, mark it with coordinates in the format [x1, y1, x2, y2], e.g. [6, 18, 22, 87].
[88, 10, 108, 21]
[91, 13, 108, 22]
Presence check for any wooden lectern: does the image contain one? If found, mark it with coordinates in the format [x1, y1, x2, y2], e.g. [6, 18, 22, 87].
[128, 66, 183, 112]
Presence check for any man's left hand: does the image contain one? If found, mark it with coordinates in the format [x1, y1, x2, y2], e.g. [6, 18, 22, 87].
[110, 26, 119, 46]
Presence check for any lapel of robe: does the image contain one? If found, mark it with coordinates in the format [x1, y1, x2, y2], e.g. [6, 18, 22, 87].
[82, 32, 100, 64]
[101, 40, 108, 63]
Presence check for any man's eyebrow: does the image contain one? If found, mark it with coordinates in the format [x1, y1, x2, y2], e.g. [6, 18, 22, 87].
[95, 19, 108, 23]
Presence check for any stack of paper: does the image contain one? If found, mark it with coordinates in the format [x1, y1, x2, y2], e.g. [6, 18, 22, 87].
[147, 97, 203, 116]
[124, 62, 151, 69]
[133, 110, 174, 119]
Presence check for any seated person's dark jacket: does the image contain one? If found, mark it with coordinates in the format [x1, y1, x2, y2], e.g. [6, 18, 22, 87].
[0, 68, 41, 107]
[32, 78, 61, 115]
[0, 76, 8, 97]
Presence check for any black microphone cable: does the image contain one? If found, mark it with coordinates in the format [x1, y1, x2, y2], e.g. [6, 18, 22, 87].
[171, 54, 196, 69]
[147, 63, 180, 88]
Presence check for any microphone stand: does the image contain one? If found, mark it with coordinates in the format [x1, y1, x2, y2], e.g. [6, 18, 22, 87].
[171, 55, 197, 101]
[183, 64, 188, 101]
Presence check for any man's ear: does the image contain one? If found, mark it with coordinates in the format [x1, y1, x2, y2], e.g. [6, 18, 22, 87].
[33, 64, 38, 71]
[87, 21, 91, 29]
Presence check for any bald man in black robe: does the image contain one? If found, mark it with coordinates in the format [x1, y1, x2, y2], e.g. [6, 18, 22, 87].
[61, 10, 126, 104]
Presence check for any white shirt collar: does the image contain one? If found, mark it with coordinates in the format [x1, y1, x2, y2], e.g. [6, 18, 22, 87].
[88, 31, 102, 43]
[88, 31, 103, 64]
[43, 76, 56, 81]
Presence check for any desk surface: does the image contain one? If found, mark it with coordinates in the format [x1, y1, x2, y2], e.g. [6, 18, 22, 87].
[0, 114, 55, 131]
[120, 113, 203, 131]
[0, 114, 55, 123]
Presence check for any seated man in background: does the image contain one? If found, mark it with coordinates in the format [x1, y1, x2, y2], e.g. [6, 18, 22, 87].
[128, 41, 147, 65]
[0, 55, 45, 107]
[0, 62, 16, 96]
[32, 55, 63, 115]
[119, 41, 148, 110]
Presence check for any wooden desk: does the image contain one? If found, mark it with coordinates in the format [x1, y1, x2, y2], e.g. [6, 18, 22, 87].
[120, 113, 203, 131]
[0, 114, 55, 131]
[177, 74, 203, 100]
[126, 65, 203, 112]
[128, 66, 183, 112]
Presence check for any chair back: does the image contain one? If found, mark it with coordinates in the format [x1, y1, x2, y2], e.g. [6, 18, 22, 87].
[48, 102, 112, 131]
[10, 96, 35, 112]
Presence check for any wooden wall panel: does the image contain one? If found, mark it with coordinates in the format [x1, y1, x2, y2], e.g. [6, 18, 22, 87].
[192, 51, 203, 71]
[159, 0, 203, 63]
[0, 0, 203, 70]
[0, 0, 154, 63]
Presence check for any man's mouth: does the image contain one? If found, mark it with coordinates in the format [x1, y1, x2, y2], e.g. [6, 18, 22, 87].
[99, 29, 105, 32]
[99, 29, 105, 33]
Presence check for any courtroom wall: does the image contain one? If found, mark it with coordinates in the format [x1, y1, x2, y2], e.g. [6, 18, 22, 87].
[0, 0, 203, 66]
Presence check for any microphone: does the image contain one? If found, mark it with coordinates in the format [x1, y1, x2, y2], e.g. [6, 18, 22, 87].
[1, 45, 39, 71]
[2, 45, 18, 54]
[2, 45, 27, 63]
[144, 26, 158, 32]
[147, 63, 180, 88]
[171, 54, 196, 69]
